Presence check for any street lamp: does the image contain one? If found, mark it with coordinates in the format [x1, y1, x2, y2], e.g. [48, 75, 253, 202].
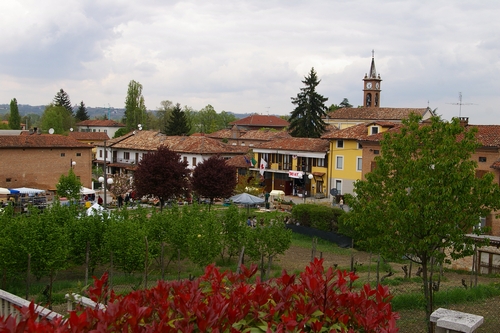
[98, 176, 114, 208]
[70, 159, 76, 169]
[303, 173, 314, 203]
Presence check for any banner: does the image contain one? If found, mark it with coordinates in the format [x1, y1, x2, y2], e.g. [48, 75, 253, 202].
[260, 158, 267, 176]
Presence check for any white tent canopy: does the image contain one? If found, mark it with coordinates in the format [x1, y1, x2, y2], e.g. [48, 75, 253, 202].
[0, 188, 10, 195]
[80, 187, 95, 195]
[86, 203, 104, 216]
[11, 187, 45, 194]
[269, 190, 285, 200]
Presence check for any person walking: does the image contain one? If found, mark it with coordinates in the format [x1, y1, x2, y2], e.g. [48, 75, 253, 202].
[339, 198, 344, 210]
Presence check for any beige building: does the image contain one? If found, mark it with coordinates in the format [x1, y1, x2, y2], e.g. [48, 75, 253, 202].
[0, 133, 93, 191]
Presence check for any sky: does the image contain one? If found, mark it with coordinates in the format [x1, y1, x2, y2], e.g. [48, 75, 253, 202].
[1, 0, 499, 124]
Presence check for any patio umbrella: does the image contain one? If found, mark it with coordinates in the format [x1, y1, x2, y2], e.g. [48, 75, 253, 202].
[0, 188, 10, 195]
[229, 193, 265, 213]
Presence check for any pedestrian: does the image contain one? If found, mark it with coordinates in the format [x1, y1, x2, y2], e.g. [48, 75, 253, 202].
[339, 198, 344, 210]
[247, 216, 252, 227]
[97, 196, 103, 205]
[117, 194, 124, 207]
[124, 192, 130, 205]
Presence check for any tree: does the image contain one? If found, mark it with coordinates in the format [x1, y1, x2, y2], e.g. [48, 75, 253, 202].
[108, 173, 133, 202]
[216, 111, 237, 130]
[8, 98, 21, 129]
[191, 155, 237, 206]
[288, 68, 328, 138]
[165, 103, 191, 136]
[342, 114, 500, 332]
[40, 104, 75, 133]
[53, 89, 73, 115]
[113, 127, 129, 139]
[157, 100, 174, 134]
[123, 80, 147, 132]
[339, 98, 353, 108]
[56, 168, 83, 201]
[75, 101, 90, 121]
[133, 145, 190, 210]
[196, 104, 218, 134]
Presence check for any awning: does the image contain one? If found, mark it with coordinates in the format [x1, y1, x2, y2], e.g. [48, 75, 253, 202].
[80, 187, 96, 195]
[11, 187, 44, 194]
[312, 172, 325, 181]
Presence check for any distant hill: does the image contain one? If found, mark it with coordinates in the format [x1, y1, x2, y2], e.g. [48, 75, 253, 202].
[0, 104, 250, 120]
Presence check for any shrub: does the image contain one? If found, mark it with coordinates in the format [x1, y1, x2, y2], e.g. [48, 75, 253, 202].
[1, 259, 399, 332]
[292, 204, 344, 231]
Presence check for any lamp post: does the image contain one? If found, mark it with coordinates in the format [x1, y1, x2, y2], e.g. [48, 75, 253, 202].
[98, 140, 114, 208]
[70, 159, 76, 169]
[303, 173, 314, 203]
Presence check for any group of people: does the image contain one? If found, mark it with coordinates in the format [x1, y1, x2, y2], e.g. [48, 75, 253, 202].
[117, 192, 134, 207]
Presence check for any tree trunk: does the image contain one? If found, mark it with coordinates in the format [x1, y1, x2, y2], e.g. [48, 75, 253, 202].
[421, 256, 433, 333]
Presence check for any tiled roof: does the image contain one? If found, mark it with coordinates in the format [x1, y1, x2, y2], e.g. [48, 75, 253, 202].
[226, 155, 254, 168]
[230, 114, 289, 128]
[240, 129, 291, 141]
[322, 122, 396, 140]
[473, 125, 500, 147]
[359, 123, 500, 148]
[256, 137, 329, 152]
[207, 129, 234, 139]
[103, 130, 247, 154]
[76, 119, 125, 127]
[327, 107, 430, 121]
[69, 132, 110, 141]
[0, 134, 92, 148]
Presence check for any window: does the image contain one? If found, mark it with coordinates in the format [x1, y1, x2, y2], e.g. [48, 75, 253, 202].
[192, 157, 197, 166]
[358, 142, 363, 149]
[124, 152, 130, 160]
[99, 150, 103, 158]
[357, 157, 362, 171]
[337, 140, 344, 148]
[60, 153, 65, 157]
[371, 126, 379, 135]
[373, 150, 380, 155]
[183, 156, 187, 162]
[336, 156, 343, 169]
[76, 153, 81, 157]
[479, 157, 487, 162]
[335, 180, 342, 195]
[6, 178, 11, 183]
[317, 158, 325, 167]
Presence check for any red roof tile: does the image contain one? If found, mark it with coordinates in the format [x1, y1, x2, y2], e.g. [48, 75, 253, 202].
[327, 107, 431, 121]
[230, 114, 289, 128]
[69, 132, 110, 141]
[76, 119, 125, 127]
[0, 134, 92, 148]
[256, 137, 329, 152]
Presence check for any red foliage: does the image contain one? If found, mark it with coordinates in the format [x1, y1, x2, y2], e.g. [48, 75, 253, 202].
[191, 155, 237, 203]
[0, 259, 399, 332]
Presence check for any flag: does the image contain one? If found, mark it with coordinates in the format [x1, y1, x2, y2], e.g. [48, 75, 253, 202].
[243, 155, 251, 165]
[260, 158, 267, 176]
[251, 157, 257, 167]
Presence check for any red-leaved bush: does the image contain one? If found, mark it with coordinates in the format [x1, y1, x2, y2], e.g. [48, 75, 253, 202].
[0, 258, 399, 332]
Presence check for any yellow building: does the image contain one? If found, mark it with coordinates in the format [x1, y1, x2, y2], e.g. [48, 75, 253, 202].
[252, 138, 329, 198]
[321, 122, 395, 196]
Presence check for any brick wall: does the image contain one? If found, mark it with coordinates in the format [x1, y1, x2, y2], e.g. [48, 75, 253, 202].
[0, 147, 93, 190]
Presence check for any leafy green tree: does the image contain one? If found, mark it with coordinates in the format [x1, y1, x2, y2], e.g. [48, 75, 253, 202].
[157, 100, 174, 134]
[56, 168, 83, 201]
[104, 209, 148, 274]
[123, 80, 147, 131]
[183, 106, 197, 135]
[219, 205, 248, 262]
[75, 101, 90, 121]
[342, 114, 500, 331]
[197, 104, 218, 134]
[133, 145, 190, 210]
[8, 98, 21, 129]
[165, 103, 191, 136]
[191, 155, 237, 206]
[289, 67, 328, 138]
[216, 111, 237, 130]
[185, 208, 223, 267]
[40, 104, 75, 133]
[113, 127, 129, 138]
[53, 89, 73, 115]
[339, 98, 352, 108]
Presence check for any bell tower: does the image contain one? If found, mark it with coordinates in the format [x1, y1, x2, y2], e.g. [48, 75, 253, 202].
[363, 50, 382, 108]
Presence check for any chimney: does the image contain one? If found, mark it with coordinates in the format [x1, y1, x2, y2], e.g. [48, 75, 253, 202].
[459, 117, 469, 127]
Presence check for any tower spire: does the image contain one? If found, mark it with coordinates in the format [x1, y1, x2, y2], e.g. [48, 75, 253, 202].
[370, 50, 377, 78]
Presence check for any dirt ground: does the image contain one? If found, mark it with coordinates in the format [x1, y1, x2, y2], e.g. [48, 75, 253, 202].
[274, 244, 496, 291]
